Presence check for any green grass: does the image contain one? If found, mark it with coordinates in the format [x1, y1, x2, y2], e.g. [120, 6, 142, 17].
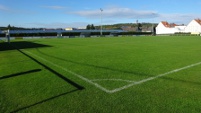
[1, 36, 201, 113]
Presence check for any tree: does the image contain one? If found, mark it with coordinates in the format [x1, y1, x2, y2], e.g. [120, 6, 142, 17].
[137, 23, 142, 32]
[86, 24, 91, 30]
[86, 24, 95, 30]
[7, 24, 11, 30]
[152, 26, 156, 36]
[91, 24, 95, 30]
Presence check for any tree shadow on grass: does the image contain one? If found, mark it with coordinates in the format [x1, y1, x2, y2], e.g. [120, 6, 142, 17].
[11, 89, 79, 113]
[0, 69, 41, 80]
[0, 41, 51, 51]
[11, 43, 84, 90]
[7, 43, 84, 112]
[161, 76, 201, 86]
[5, 42, 84, 89]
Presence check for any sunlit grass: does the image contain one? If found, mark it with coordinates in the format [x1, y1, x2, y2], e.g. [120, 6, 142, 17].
[1, 36, 201, 113]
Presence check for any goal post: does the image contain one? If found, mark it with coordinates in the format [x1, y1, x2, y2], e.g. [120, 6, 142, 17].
[6, 29, 10, 43]
[0, 29, 10, 43]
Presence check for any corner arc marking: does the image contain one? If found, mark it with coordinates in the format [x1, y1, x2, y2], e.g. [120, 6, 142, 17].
[91, 79, 135, 83]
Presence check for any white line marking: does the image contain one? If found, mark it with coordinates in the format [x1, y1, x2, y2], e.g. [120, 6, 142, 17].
[109, 61, 201, 93]
[24, 50, 201, 94]
[24, 51, 112, 93]
[91, 79, 135, 83]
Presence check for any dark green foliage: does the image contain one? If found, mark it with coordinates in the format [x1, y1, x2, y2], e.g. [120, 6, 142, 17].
[9, 32, 57, 37]
[62, 32, 80, 36]
[90, 32, 101, 36]
[120, 32, 152, 35]
[172, 32, 200, 36]
[90, 32, 110, 36]
[86, 24, 96, 30]
[137, 23, 142, 32]
[80, 32, 91, 37]
[95, 23, 157, 31]
[0, 25, 29, 30]
[0, 33, 5, 37]
[38, 32, 57, 36]
[7, 24, 11, 30]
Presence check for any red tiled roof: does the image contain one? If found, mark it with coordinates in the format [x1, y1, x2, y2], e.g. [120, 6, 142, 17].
[195, 19, 201, 25]
[161, 21, 177, 28]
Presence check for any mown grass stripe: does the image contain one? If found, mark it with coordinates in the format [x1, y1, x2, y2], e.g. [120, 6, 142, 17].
[110, 61, 201, 93]
[25, 50, 112, 93]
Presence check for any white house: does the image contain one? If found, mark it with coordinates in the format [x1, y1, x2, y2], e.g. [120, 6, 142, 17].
[156, 21, 178, 34]
[175, 26, 186, 32]
[156, 19, 201, 35]
[185, 19, 201, 34]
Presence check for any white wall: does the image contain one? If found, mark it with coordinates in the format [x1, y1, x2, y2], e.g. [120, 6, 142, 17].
[185, 20, 201, 33]
[156, 22, 176, 34]
[156, 20, 201, 35]
[175, 26, 186, 32]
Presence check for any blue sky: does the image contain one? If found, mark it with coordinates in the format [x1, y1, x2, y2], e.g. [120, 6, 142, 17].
[1, 0, 201, 28]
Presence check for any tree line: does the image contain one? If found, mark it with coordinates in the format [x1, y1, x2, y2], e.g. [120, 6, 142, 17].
[86, 24, 96, 30]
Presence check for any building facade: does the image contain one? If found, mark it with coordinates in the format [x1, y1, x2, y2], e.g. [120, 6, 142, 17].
[185, 19, 201, 34]
[156, 21, 177, 34]
[156, 19, 201, 35]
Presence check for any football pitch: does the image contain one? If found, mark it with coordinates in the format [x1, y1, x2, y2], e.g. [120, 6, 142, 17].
[1, 36, 201, 112]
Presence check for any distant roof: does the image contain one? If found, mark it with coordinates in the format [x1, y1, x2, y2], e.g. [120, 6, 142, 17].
[194, 19, 201, 25]
[161, 21, 177, 28]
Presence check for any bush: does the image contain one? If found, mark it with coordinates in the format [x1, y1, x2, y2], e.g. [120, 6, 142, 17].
[15, 37, 23, 39]
[62, 32, 80, 36]
[38, 32, 57, 36]
[172, 32, 200, 36]
[80, 32, 91, 37]
[91, 32, 100, 36]
[119, 32, 152, 36]
[102, 32, 110, 35]
[175, 32, 191, 34]
[0, 33, 5, 37]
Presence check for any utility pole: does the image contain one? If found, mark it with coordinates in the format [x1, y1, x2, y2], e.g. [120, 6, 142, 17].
[152, 13, 156, 35]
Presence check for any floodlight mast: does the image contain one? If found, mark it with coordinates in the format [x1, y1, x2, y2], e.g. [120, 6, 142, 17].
[152, 13, 156, 35]
[100, 8, 103, 36]
[152, 13, 154, 31]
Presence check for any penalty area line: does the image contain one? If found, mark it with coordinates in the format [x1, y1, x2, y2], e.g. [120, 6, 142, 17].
[23, 50, 201, 94]
[109, 61, 201, 93]
[24, 50, 112, 93]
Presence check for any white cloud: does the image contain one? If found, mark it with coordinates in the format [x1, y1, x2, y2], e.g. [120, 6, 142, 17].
[42, 6, 67, 10]
[0, 4, 36, 14]
[28, 22, 88, 28]
[68, 7, 201, 25]
[157, 13, 201, 25]
[69, 7, 159, 19]
[0, 4, 10, 12]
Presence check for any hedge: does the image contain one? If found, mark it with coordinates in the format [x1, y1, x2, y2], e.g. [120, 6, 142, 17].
[62, 32, 81, 36]
[1, 31, 154, 38]
[90, 32, 110, 36]
[172, 32, 200, 36]
[119, 32, 152, 35]
[9, 32, 57, 37]
[0, 34, 5, 37]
